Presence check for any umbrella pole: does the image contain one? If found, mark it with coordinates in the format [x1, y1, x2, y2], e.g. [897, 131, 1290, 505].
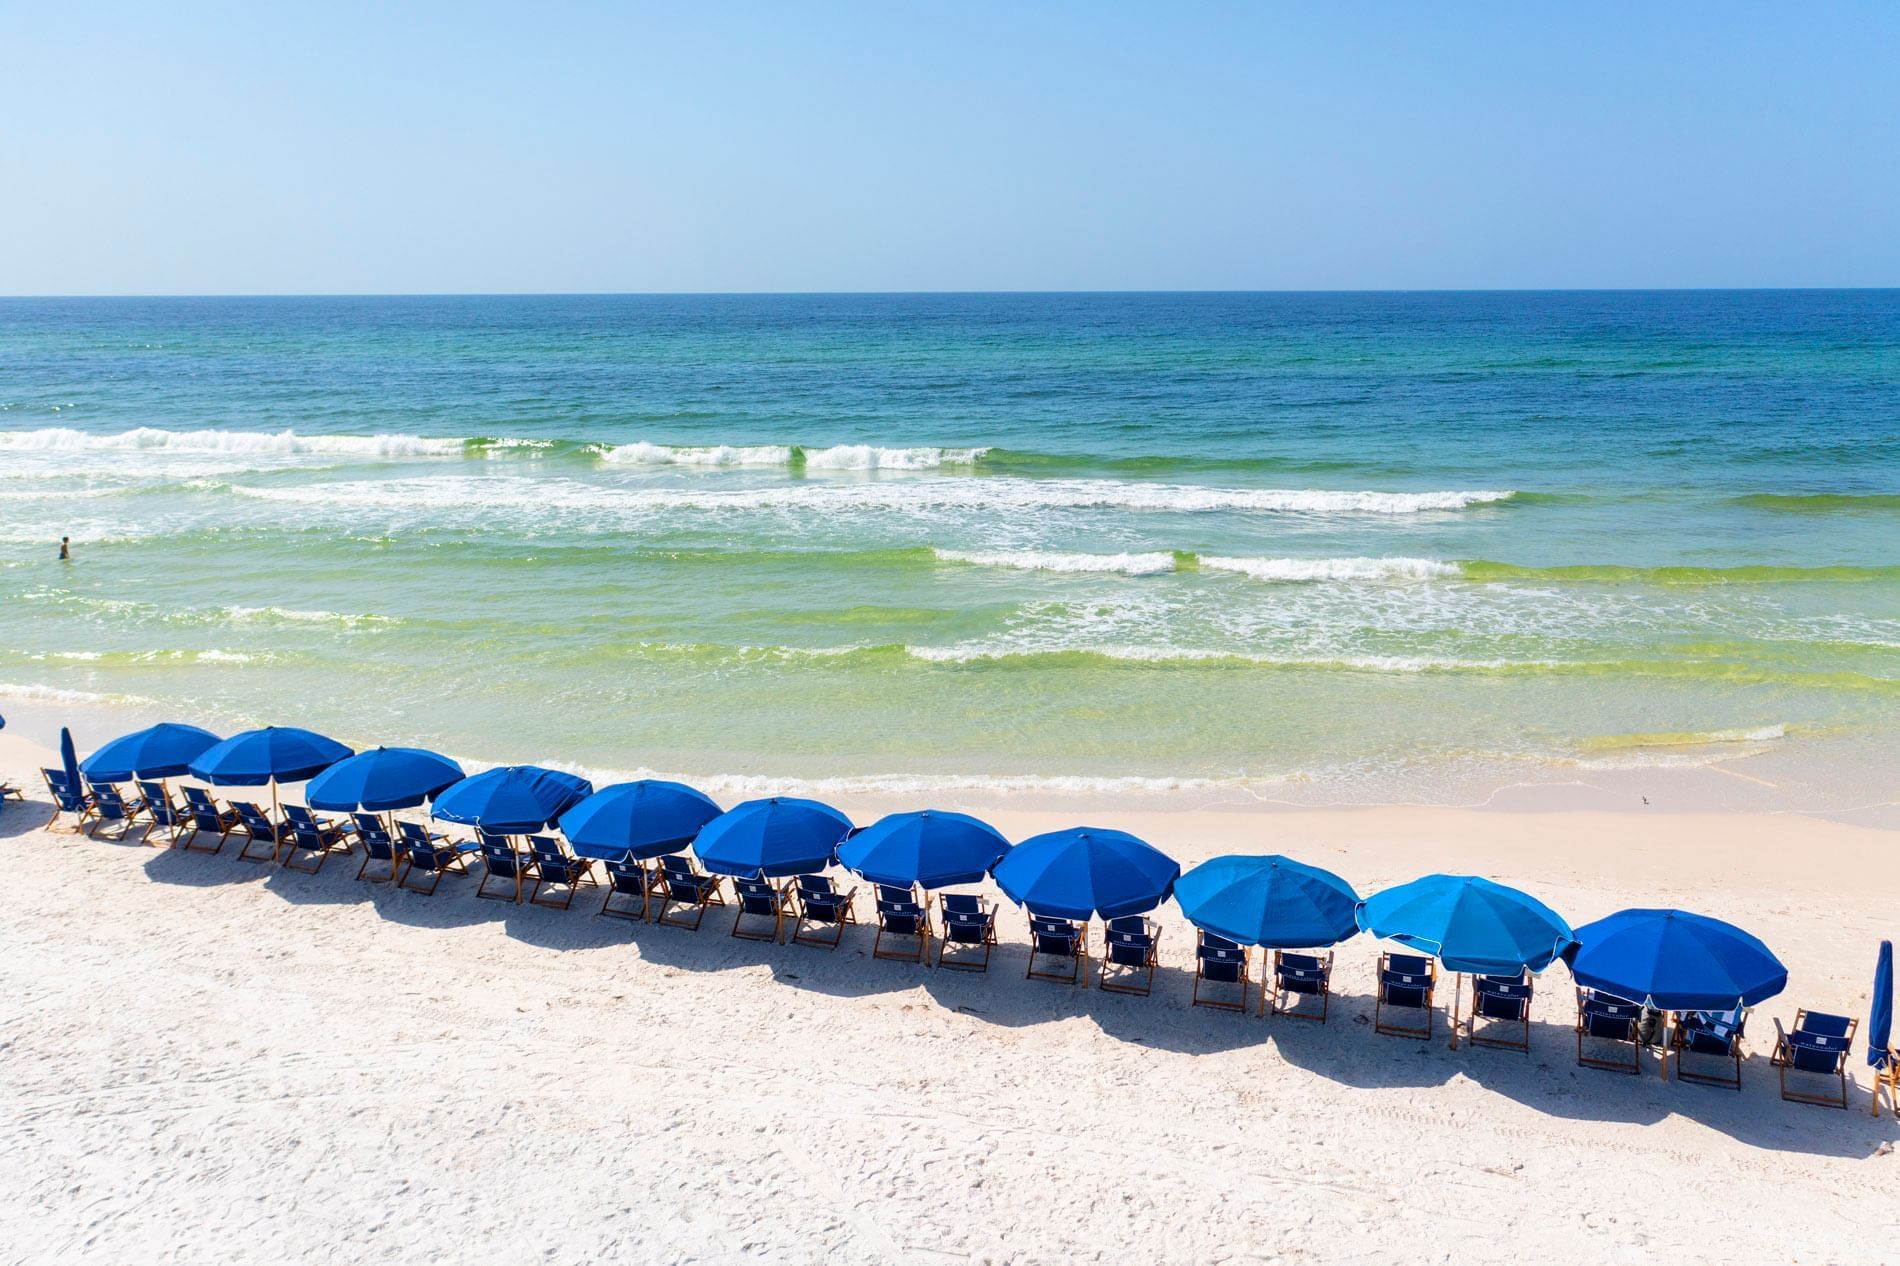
[1448, 972, 1462, 1050]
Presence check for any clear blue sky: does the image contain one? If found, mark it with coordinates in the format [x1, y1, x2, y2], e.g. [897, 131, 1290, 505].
[7, 2, 1896, 294]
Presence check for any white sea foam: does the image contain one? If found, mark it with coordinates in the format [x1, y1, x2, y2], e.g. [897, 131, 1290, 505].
[933, 548, 1178, 576]
[800, 444, 988, 470]
[599, 442, 796, 466]
[0, 681, 156, 707]
[1199, 555, 1460, 582]
[599, 441, 988, 469]
[525, 757, 1238, 799]
[0, 426, 464, 457]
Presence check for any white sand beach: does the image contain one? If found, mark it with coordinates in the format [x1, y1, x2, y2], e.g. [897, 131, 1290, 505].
[2, 727, 1895, 1265]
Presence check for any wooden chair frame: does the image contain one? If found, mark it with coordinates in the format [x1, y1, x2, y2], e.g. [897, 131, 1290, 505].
[1268, 950, 1333, 1022]
[730, 878, 787, 942]
[279, 808, 349, 874]
[1374, 953, 1437, 1040]
[1192, 940, 1252, 1013]
[229, 802, 287, 864]
[1772, 1010, 1858, 1109]
[1462, 973, 1534, 1053]
[655, 865, 726, 931]
[397, 842, 475, 895]
[1026, 917, 1089, 985]
[598, 858, 656, 922]
[935, 904, 996, 972]
[1575, 989, 1644, 1075]
[526, 838, 597, 910]
[1665, 1011, 1744, 1089]
[178, 788, 237, 854]
[1098, 918, 1159, 996]
[41, 769, 95, 834]
[791, 880, 858, 949]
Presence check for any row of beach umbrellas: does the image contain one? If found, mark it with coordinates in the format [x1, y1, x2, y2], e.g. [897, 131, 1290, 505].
[63, 720, 1878, 1033]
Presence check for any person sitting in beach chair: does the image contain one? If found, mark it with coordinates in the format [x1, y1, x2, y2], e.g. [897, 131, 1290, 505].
[1772, 1010, 1858, 1109]
[178, 786, 237, 853]
[934, 892, 996, 972]
[280, 804, 350, 874]
[598, 854, 654, 922]
[136, 781, 189, 848]
[655, 854, 725, 931]
[395, 821, 478, 895]
[82, 779, 147, 842]
[1192, 931, 1250, 1013]
[352, 813, 402, 883]
[871, 884, 929, 963]
[1026, 914, 1088, 985]
[1575, 988, 1644, 1074]
[1374, 953, 1438, 1040]
[1464, 972, 1534, 1052]
[1098, 915, 1159, 996]
[41, 769, 94, 833]
[1270, 950, 1333, 1022]
[229, 801, 290, 864]
[731, 876, 789, 942]
[1666, 1006, 1746, 1089]
[475, 830, 529, 902]
[790, 873, 857, 949]
[526, 834, 596, 910]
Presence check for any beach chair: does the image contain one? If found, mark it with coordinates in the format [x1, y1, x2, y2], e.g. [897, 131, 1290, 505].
[1374, 953, 1438, 1040]
[1192, 932, 1251, 1013]
[934, 892, 996, 972]
[41, 769, 94, 833]
[475, 830, 529, 902]
[137, 781, 189, 847]
[1875, 1046, 1899, 1120]
[1269, 950, 1333, 1022]
[1575, 988, 1644, 1075]
[791, 874, 857, 949]
[83, 779, 147, 842]
[396, 823, 478, 895]
[731, 877, 789, 942]
[1666, 1006, 1746, 1089]
[1026, 914, 1088, 985]
[1098, 916, 1159, 996]
[352, 813, 402, 883]
[1772, 1010, 1858, 1109]
[527, 835, 596, 910]
[655, 854, 724, 930]
[1465, 972, 1534, 1053]
[229, 801, 289, 864]
[0, 775, 20, 804]
[280, 804, 349, 873]
[871, 884, 929, 963]
[179, 786, 237, 854]
[598, 854, 656, 922]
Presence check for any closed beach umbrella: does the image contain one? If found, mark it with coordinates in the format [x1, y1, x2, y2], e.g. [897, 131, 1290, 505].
[692, 796, 853, 878]
[189, 726, 353, 787]
[1871, 940, 1894, 1092]
[81, 722, 221, 782]
[558, 780, 723, 862]
[836, 810, 1011, 890]
[992, 827, 1180, 921]
[59, 727, 82, 792]
[431, 765, 593, 834]
[1175, 854, 1360, 949]
[1357, 874, 1574, 976]
[306, 746, 465, 812]
[1567, 908, 1787, 1011]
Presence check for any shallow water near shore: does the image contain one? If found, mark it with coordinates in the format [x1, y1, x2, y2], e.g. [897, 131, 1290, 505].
[2, 291, 1897, 804]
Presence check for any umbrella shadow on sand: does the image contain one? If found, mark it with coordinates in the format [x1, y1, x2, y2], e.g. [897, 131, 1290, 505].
[143, 841, 278, 889]
[0, 796, 62, 841]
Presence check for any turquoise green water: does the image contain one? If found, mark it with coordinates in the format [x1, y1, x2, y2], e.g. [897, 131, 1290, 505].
[2, 292, 1896, 801]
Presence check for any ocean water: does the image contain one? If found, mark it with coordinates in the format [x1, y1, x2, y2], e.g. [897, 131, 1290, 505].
[2, 291, 1897, 803]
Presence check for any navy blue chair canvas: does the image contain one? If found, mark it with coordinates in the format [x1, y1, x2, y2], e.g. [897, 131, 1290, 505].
[598, 855, 654, 922]
[656, 854, 725, 931]
[280, 804, 349, 873]
[1027, 914, 1088, 985]
[1668, 1006, 1746, 1089]
[179, 785, 236, 854]
[83, 779, 145, 842]
[791, 874, 857, 949]
[475, 830, 528, 902]
[228, 801, 288, 864]
[1576, 989, 1644, 1075]
[1466, 972, 1534, 1052]
[352, 813, 401, 883]
[526, 834, 596, 910]
[1375, 952, 1438, 1040]
[1270, 950, 1333, 1022]
[396, 822, 478, 895]
[41, 769, 93, 833]
[731, 877, 788, 942]
[137, 781, 187, 847]
[1773, 1010, 1858, 1108]
[1099, 915, 1159, 996]
[872, 884, 928, 963]
[1192, 932, 1251, 1013]
[935, 892, 996, 972]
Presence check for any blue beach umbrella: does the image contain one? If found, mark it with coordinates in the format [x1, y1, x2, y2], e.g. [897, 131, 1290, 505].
[1871, 940, 1894, 1079]
[1567, 908, 1787, 1011]
[431, 765, 593, 835]
[836, 810, 1011, 890]
[1175, 854, 1360, 949]
[992, 827, 1180, 921]
[1357, 874, 1574, 975]
[59, 727, 82, 792]
[558, 780, 723, 862]
[188, 725, 353, 787]
[306, 746, 465, 812]
[692, 796, 853, 879]
[81, 722, 221, 782]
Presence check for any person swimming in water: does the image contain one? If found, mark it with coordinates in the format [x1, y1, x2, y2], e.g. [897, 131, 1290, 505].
[58, 536, 70, 561]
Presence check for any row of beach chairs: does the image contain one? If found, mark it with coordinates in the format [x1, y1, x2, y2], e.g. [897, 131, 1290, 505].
[40, 769, 1870, 1107]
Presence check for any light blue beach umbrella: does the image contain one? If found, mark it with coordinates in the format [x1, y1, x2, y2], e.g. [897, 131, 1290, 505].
[305, 746, 465, 812]
[836, 810, 1011, 890]
[558, 780, 724, 862]
[1175, 854, 1360, 949]
[692, 797, 853, 879]
[1356, 874, 1574, 976]
[992, 827, 1180, 921]
[188, 726, 353, 787]
[81, 722, 222, 782]
[431, 765, 593, 835]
